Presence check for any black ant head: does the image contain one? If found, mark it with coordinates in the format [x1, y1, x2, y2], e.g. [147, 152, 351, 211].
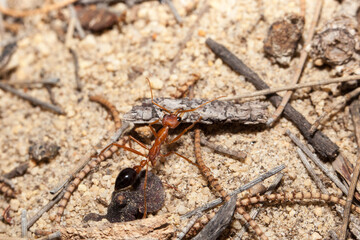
[162, 114, 181, 129]
[115, 168, 137, 191]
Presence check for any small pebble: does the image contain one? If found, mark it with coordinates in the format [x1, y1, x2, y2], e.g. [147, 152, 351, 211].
[78, 184, 87, 192]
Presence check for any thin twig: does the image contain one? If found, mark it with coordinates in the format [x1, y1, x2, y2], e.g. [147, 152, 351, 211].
[0, 82, 64, 114]
[200, 137, 246, 161]
[205, 38, 339, 160]
[0, 176, 15, 189]
[50, 121, 132, 195]
[235, 173, 283, 240]
[169, 4, 209, 73]
[21, 209, 27, 238]
[222, 75, 360, 101]
[0, 0, 78, 18]
[339, 100, 360, 240]
[68, 4, 86, 39]
[267, 0, 323, 126]
[181, 164, 285, 219]
[3, 162, 29, 179]
[161, 0, 182, 24]
[37, 231, 61, 240]
[27, 190, 65, 229]
[69, 48, 81, 91]
[296, 148, 329, 194]
[8, 77, 60, 88]
[310, 87, 360, 135]
[286, 129, 348, 195]
[335, 205, 360, 240]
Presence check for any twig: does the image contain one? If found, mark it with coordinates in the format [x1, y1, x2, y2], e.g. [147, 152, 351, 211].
[55, 123, 133, 222]
[310, 87, 360, 135]
[339, 100, 360, 240]
[21, 209, 27, 238]
[8, 77, 60, 88]
[267, 0, 323, 126]
[27, 190, 65, 229]
[123, 98, 268, 125]
[0, 41, 16, 72]
[69, 48, 81, 91]
[296, 148, 329, 194]
[0, 176, 15, 189]
[182, 164, 285, 219]
[286, 129, 348, 195]
[235, 173, 283, 240]
[222, 75, 360, 101]
[37, 231, 61, 240]
[192, 195, 237, 240]
[169, 4, 209, 73]
[50, 120, 131, 195]
[161, 0, 182, 24]
[3, 162, 29, 179]
[0, 82, 64, 114]
[0, 0, 78, 18]
[336, 205, 360, 240]
[205, 38, 339, 160]
[200, 137, 246, 161]
[299, 0, 306, 17]
[68, 4, 86, 39]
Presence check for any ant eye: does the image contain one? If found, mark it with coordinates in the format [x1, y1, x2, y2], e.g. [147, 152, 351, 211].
[115, 168, 137, 190]
[177, 116, 181, 122]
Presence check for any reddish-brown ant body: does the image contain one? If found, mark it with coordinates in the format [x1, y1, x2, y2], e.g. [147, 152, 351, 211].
[109, 78, 223, 217]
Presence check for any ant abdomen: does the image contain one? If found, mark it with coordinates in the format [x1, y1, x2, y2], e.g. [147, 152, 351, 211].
[115, 168, 137, 190]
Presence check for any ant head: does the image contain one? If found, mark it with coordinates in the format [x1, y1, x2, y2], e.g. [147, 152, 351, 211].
[162, 114, 181, 129]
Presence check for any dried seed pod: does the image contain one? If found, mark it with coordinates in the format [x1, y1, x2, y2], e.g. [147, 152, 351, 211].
[29, 142, 60, 163]
[76, 7, 119, 32]
[264, 14, 304, 66]
[83, 170, 165, 223]
[310, 16, 358, 67]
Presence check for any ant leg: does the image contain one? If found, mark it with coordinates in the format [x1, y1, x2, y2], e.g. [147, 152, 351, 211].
[148, 119, 160, 138]
[110, 143, 147, 158]
[128, 136, 149, 150]
[161, 151, 197, 167]
[146, 78, 172, 113]
[167, 117, 202, 145]
[142, 162, 149, 218]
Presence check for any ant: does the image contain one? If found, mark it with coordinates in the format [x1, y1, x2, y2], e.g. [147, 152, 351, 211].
[106, 78, 223, 218]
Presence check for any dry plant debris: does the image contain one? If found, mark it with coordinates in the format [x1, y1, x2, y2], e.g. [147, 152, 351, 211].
[28, 142, 60, 163]
[2, 1, 360, 239]
[310, 16, 360, 75]
[263, 14, 304, 66]
[76, 6, 120, 32]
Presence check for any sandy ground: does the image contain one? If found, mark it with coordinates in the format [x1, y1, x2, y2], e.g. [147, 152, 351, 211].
[0, 0, 359, 239]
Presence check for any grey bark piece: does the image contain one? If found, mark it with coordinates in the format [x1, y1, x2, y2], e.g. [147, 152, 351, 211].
[192, 195, 237, 240]
[123, 98, 268, 124]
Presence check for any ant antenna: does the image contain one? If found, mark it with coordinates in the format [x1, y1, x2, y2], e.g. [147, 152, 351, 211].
[174, 96, 225, 115]
[146, 78, 172, 114]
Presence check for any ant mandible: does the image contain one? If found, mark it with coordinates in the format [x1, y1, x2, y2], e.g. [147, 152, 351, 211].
[109, 78, 223, 217]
